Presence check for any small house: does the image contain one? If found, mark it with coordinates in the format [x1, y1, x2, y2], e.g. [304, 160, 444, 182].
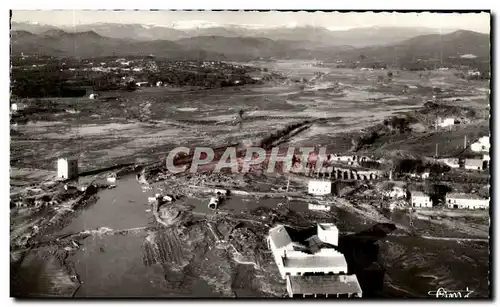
[308, 180, 332, 196]
[438, 118, 455, 128]
[57, 158, 78, 180]
[464, 159, 483, 171]
[410, 191, 432, 208]
[446, 193, 489, 210]
[471, 136, 490, 153]
[308, 203, 332, 212]
[89, 93, 98, 100]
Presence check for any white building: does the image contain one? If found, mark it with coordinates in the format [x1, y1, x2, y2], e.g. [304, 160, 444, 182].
[421, 172, 430, 179]
[317, 223, 339, 246]
[156, 81, 163, 87]
[267, 223, 347, 279]
[438, 117, 455, 128]
[135, 81, 149, 87]
[410, 191, 432, 208]
[308, 180, 332, 196]
[89, 93, 98, 100]
[57, 158, 78, 180]
[464, 159, 484, 171]
[11, 103, 18, 112]
[446, 193, 489, 210]
[308, 203, 332, 212]
[471, 136, 490, 153]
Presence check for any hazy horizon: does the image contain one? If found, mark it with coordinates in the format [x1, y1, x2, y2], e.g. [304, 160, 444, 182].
[11, 11, 490, 33]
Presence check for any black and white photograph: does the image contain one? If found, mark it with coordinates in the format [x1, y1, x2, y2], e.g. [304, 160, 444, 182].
[8, 9, 492, 299]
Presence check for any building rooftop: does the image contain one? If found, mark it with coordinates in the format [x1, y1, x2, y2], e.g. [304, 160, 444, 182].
[268, 225, 293, 249]
[410, 191, 427, 197]
[283, 251, 348, 269]
[287, 274, 362, 295]
[447, 193, 488, 200]
[465, 159, 483, 167]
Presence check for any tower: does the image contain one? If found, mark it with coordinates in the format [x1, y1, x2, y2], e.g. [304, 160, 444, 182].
[57, 157, 78, 180]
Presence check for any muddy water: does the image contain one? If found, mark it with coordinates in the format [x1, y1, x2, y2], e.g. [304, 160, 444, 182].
[69, 234, 217, 297]
[61, 175, 152, 233]
[188, 194, 309, 215]
[379, 237, 490, 298]
[62, 175, 221, 297]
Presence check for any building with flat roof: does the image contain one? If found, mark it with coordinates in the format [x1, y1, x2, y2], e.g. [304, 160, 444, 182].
[446, 193, 489, 210]
[308, 180, 332, 196]
[464, 159, 484, 171]
[286, 274, 362, 298]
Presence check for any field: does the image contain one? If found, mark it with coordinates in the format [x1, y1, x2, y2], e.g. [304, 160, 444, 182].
[10, 60, 491, 298]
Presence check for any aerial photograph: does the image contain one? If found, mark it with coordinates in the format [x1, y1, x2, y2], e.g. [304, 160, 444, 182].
[9, 10, 491, 299]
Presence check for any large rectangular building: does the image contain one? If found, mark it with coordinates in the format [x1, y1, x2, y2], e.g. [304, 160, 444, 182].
[446, 193, 489, 210]
[308, 180, 332, 196]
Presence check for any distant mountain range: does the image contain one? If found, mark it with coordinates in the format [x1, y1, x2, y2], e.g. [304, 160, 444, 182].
[335, 30, 490, 62]
[10, 22, 490, 62]
[12, 22, 458, 47]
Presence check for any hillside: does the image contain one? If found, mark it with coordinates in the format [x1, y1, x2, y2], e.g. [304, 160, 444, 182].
[10, 30, 224, 59]
[10, 30, 323, 60]
[9, 27, 490, 64]
[336, 30, 490, 62]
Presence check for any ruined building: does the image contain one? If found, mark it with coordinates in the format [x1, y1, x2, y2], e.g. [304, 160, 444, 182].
[267, 223, 362, 298]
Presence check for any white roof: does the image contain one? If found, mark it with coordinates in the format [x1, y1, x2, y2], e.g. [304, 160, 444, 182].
[318, 223, 338, 231]
[410, 191, 427, 197]
[268, 225, 293, 249]
[283, 254, 347, 270]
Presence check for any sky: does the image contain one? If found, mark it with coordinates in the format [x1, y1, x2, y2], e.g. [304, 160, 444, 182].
[11, 10, 490, 33]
